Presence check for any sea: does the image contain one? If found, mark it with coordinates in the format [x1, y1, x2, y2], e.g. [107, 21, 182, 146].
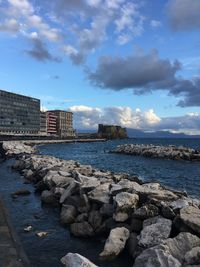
[0, 138, 199, 267]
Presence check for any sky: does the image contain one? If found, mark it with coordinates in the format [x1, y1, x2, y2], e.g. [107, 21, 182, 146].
[0, 0, 200, 134]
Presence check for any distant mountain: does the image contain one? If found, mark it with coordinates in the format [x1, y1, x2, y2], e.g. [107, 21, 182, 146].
[127, 128, 200, 138]
[76, 128, 200, 138]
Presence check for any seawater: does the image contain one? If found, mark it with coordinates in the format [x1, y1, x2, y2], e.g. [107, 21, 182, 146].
[39, 138, 200, 198]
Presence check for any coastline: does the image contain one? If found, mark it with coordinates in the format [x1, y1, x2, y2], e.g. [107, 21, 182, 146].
[1, 141, 200, 267]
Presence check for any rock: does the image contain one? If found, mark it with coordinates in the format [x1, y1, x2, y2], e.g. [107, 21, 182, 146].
[76, 172, 100, 192]
[110, 180, 141, 195]
[60, 181, 77, 204]
[184, 246, 200, 265]
[61, 253, 98, 267]
[60, 205, 77, 225]
[100, 204, 114, 217]
[43, 171, 73, 188]
[70, 222, 94, 237]
[88, 184, 110, 204]
[99, 227, 130, 260]
[133, 204, 159, 220]
[41, 190, 56, 204]
[180, 206, 200, 234]
[24, 225, 33, 232]
[133, 245, 181, 267]
[75, 213, 88, 223]
[11, 189, 31, 197]
[2, 141, 35, 156]
[170, 199, 189, 211]
[88, 210, 102, 231]
[113, 192, 139, 222]
[139, 217, 172, 248]
[36, 231, 48, 237]
[127, 232, 138, 257]
[25, 169, 34, 179]
[162, 205, 176, 219]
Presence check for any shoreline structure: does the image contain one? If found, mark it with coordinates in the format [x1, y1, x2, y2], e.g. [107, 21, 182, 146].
[1, 141, 200, 266]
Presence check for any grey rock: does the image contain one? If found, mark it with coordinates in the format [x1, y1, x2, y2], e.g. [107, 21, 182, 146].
[70, 222, 94, 237]
[88, 210, 102, 231]
[60, 181, 77, 204]
[99, 227, 130, 260]
[180, 206, 200, 234]
[184, 246, 200, 265]
[88, 184, 110, 204]
[61, 253, 98, 267]
[100, 204, 114, 217]
[130, 218, 143, 233]
[75, 213, 88, 223]
[133, 204, 159, 220]
[127, 232, 138, 257]
[41, 190, 56, 204]
[139, 217, 172, 248]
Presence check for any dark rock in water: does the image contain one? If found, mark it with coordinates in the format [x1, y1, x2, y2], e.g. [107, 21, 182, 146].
[60, 204, 77, 225]
[11, 188, 31, 197]
[127, 232, 138, 257]
[130, 218, 143, 233]
[41, 190, 57, 204]
[132, 204, 159, 220]
[70, 222, 94, 237]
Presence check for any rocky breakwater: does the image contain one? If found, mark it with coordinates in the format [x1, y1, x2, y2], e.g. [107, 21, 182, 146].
[112, 143, 200, 161]
[3, 141, 200, 267]
[1, 141, 36, 158]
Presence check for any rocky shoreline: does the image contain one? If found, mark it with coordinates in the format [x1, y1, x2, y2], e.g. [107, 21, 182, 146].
[2, 141, 200, 267]
[112, 144, 200, 161]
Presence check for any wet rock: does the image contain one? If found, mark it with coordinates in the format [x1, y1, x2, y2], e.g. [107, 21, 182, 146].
[127, 232, 138, 257]
[139, 217, 172, 248]
[11, 189, 31, 197]
[184, 246, 200, 265]
[36, 231, 49, 237]
[99, 227, 130, 260]
[70, 222, 94, 237]
[61, 253, 98, 267]
[60, 205, 77, 225]
[41, 190, 56, 204]
[88, 183, 110, 204]
[133, 204, 159, 220]
[162, 205, 176, 219]
[170, 198, 189, 211]
[180, 206, 200, 234]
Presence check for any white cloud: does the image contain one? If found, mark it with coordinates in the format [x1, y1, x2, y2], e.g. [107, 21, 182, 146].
[68, 105, 200, 134]
[150, 20, 162, 28]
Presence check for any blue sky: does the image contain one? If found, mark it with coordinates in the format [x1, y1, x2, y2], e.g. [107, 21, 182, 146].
[0, 0, 200, 134]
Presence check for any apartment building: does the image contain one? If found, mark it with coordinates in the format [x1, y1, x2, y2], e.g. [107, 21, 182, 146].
[0, 89, 40, 135]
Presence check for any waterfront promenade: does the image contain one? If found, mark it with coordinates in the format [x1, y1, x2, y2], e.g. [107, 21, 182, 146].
[0, 196, 30, 267]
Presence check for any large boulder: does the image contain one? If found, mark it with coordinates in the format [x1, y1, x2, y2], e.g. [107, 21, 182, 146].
[70, 222, 94, 237]
[134, 232, 200, 267]
[99, 227, 130, 260]
[60, 181, 78, 204]
[138, 217, 172, 248]
[132, 204, 159, 220]
[88, 184, 110, 204]
[88, 210, 102, 232]
[61, 253, 98, 267]
[184, 246, 200, 265]
[41, 190, 56, 204]
[180, 206, 200, 234]
[60, 205, 77, 225]
[113, 192, 139, 222]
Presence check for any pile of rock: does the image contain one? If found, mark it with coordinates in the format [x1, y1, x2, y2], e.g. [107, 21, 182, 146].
[112, 144, 200, 161]
[12, 153, 200, 267]
[2, 141, 36, 157]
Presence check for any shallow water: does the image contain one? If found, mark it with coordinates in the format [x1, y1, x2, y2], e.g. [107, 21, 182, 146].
[39, 138, 200, 198]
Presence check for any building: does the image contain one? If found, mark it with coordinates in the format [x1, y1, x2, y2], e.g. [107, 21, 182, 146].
[48, 110, 75, 138]
[98, 124, 128, 139]
[40, 111, 47, 135]
[46, 112, 57, 135]
[0, 89, 40, 135]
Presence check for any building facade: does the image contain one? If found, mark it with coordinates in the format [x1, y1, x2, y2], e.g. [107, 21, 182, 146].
[40, 111, 47, 135]
[0, 89, 40, 135]
[48, 110, 75, 137]
[46, 112, 57, 135]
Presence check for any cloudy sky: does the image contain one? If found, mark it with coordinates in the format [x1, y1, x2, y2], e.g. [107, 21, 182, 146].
[0, 0, 200, 134]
